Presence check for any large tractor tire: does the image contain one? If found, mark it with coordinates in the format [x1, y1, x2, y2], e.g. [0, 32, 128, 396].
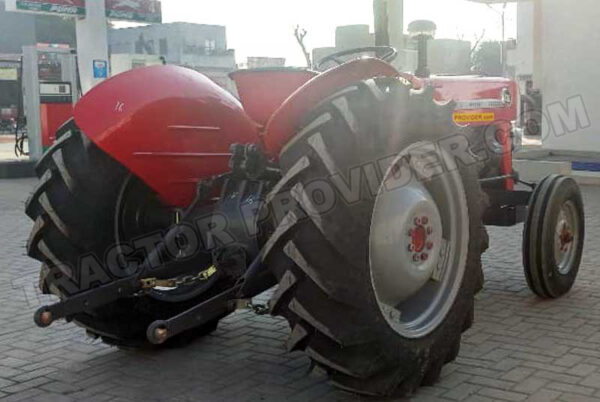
[26, 122, 231, 348]
[263, 78, 488, 396]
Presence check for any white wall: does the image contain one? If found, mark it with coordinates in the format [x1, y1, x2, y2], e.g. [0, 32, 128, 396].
[75, 1, 109, 93]
[540, 0, 600, 152]
[110, 54, 164, 76]
[507, 0, 534, 80]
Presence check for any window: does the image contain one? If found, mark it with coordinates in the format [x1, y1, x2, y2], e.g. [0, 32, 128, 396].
[146, 40, 155, 55]
[204, 39, 216, 55]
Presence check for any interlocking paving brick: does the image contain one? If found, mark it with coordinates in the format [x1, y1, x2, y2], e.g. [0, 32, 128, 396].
[526, 389, 561, 402]
[1, 179, 600, 401]
[513, 377, 547, 394]
[442, 382, 480, 400]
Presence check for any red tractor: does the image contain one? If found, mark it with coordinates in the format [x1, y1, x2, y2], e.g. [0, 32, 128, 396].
[27, 20, 584, 397]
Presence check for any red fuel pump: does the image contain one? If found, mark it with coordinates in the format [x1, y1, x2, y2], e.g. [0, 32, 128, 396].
[39, 82, 73, 150]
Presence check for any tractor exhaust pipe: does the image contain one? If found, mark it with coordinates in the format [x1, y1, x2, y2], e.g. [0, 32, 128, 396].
[408, 20, 437, 78]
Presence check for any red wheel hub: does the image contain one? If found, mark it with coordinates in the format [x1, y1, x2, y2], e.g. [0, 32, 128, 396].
[408, 216, 434, 261]
[411, 225, 426, 253]
[559, 223, 574, 251]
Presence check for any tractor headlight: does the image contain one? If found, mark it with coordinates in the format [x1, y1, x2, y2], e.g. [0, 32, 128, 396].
[502, 88, 513, 107]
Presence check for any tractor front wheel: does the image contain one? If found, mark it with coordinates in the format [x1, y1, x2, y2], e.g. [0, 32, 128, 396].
[523, 174, 585, 298]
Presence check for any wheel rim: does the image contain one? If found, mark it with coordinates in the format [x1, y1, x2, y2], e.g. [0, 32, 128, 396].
[554, 200, 579, 275]
[369, 143, 470, 339]
[115, 175, 217, 302]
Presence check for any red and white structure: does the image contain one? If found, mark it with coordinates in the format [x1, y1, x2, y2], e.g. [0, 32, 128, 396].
[5, 0, 162, 93]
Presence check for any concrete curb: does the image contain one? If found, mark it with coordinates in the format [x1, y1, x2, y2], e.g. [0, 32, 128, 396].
[0, 161, 35, 179]
[513, 159, 600, 187]
[572, 171, 600, 187]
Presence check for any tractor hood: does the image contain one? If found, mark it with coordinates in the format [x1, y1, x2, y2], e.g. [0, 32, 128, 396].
[426, 75, 519, 124]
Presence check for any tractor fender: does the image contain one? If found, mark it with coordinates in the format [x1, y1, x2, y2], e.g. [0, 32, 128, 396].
[263, 58, 399, 156]
[74, 65, 260, 207]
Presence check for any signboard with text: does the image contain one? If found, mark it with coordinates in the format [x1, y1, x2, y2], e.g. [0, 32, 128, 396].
[6, 0, 162, 22]
[105, 0, 162, 23]
[5, 0, 85, 16]
[0, 68, 18, 81]
[93, 60, 108, 78]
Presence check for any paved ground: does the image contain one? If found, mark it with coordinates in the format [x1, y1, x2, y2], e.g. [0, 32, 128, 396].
[1, 178, 600, 402]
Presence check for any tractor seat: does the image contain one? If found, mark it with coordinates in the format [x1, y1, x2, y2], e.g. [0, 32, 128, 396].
[230, 68, 318, 127]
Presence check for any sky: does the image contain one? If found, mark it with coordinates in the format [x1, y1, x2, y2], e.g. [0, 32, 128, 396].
[119, 0, 517, 67]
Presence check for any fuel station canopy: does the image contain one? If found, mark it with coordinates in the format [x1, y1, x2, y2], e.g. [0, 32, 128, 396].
[5, 0, 162, 23]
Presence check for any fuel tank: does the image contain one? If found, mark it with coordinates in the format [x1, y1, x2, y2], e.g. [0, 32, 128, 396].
[74, 65, 260, 207]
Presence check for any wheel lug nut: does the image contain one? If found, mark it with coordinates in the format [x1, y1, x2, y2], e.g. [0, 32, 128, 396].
[427, 227, 433, 235]
[414, 217, 421, 225]
[413, 254, 421, 262]
[421, 217, 429, 224]
[408, 244, 414, 252]
[426, 241, 433, 250]
[421, 253, 429, 261]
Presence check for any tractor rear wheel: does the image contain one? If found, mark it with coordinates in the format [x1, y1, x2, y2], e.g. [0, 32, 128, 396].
[26, 122, 231, 348]
[263, 78, 487, 396]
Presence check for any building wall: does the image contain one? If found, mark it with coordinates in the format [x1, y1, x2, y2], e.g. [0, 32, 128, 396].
[513, 1, 534, 79]
[109, 23, 234, 67]
[506, 0, 534, 93]
[539, 0, 600, 151]
[109, 23, 236, 91]
[246, 57, 286, 69]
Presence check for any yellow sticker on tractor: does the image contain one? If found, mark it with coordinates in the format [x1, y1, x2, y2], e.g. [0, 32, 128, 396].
[453, 112, 495, 124]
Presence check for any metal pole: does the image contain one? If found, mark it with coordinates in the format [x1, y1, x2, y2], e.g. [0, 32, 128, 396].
[501, 2, 507, 76]
[373, 0, 390, 47]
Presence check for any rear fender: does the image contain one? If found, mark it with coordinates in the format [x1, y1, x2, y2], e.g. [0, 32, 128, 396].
[74, 65, 260, 207]
[263, 58, 399, 156]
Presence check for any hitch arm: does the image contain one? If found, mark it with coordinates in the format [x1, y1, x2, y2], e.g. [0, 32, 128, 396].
[145, 256, 275, 344]
[146, 284, 242, 344]
[34, 276, 142, 328]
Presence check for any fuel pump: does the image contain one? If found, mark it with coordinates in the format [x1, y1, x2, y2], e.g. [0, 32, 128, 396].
[21, 45, 79, 161]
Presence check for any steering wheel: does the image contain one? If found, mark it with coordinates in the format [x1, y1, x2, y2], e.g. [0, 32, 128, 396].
[316, 46, 398, 70]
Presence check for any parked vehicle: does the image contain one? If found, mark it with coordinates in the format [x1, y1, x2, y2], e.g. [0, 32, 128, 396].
[26, 20, 584, 397]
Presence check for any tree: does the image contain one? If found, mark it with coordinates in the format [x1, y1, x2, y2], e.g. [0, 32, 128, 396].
[294, 25, 311, 69]
[470, 29, 486, 58]
[471, 41, 503, 76]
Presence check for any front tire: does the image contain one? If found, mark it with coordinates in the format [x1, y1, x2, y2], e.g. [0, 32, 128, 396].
[523, 174, 585, 298]
[263, 79, 487, 396]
